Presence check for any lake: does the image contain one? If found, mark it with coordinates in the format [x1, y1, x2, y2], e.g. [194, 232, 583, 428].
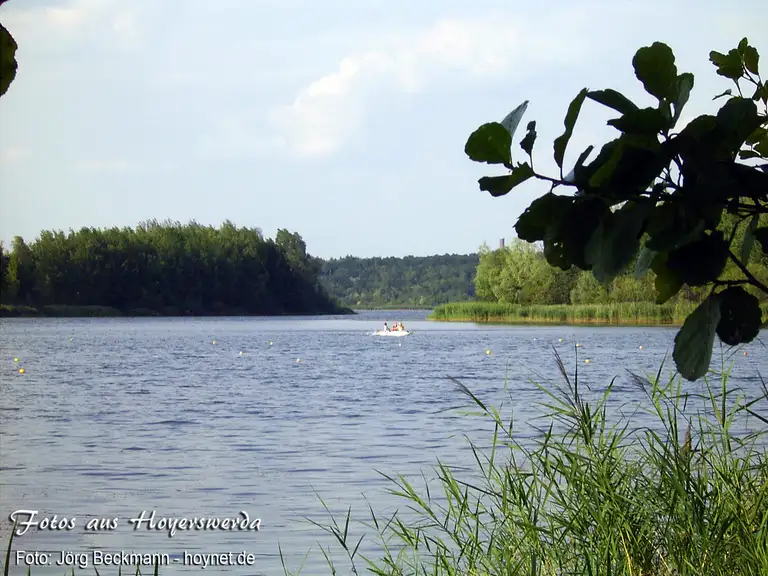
[1, 310, 766, 575]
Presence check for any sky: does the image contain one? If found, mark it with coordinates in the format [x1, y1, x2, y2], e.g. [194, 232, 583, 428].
[0, 0, 766, 259]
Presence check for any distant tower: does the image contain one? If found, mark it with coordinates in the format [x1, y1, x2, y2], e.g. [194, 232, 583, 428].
[499, 238, 505, 249]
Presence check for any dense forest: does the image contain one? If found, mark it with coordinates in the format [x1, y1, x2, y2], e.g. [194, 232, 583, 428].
[0, 220, 349, 316]
[473, 212, 768, 307]
[319, 254, 478, 307]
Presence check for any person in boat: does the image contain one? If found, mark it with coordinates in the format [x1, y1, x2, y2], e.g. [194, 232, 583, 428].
[383, 322, 389, 332]
[399, 322, 405, 332]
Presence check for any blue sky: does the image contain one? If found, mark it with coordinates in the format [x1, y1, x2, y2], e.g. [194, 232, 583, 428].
[0, 0, 765, 259]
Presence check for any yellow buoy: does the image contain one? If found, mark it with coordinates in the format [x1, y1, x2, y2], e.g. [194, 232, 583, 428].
[639, 345, 644, 350]
[13, 357, 19, 362]
[239, 351, 244, 356]
[575, 343, 582, 348]
[18, 368, 25, 374]
[212, 340, 216, 345]
[585, 359, 590, 364]
[558, 338, 563, 343]
[296, 358, 301, 363]
[486, 349, 491, 355]
[269, 340, 273, 346]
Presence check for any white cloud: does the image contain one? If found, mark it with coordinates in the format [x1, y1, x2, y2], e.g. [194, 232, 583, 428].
[111, 10, 142, 49]
[74, 159, 131, 173]
[3, 0, 102, 37]
[2, 0, 142, 49]
[267, 14, 585, 159]
[199, 111, 278, 160]
[0, 146, 31, 165]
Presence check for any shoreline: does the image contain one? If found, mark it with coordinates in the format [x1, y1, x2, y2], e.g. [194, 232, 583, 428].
[429, 300, 768, 328]
[350, 305, 435, 311]
[428, 316, 684, 327]
[0, 304, 356, 318]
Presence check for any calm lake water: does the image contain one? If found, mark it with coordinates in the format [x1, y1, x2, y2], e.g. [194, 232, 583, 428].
[1, 310, 766, 575]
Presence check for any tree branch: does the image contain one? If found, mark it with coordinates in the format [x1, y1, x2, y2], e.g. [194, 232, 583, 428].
[728, 250, 768, 294]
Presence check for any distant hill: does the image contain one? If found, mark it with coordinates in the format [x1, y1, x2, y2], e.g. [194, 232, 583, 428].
[319, 254, 479, 308]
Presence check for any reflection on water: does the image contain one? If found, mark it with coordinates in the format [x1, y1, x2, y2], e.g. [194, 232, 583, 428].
[1, 311, 765, 574]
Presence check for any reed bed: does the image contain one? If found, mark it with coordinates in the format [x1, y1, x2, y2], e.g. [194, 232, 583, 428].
[286, 351, 768, 575]
[430, 300, 768, 326]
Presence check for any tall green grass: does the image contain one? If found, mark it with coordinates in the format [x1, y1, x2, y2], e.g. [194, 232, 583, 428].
[431, 300, 768, 326]
[286, 351, 768, 575]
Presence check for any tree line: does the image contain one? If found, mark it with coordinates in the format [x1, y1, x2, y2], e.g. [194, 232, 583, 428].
[319, 254, 478, 307]
[0, 220, 348, 315]
[4, 214, 764, 314]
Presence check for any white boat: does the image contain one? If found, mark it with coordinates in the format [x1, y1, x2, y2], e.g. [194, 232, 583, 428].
[373, 330, 412, 337]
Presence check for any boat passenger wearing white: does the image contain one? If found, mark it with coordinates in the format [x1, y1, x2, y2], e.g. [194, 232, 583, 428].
[383, 322, 389, 332]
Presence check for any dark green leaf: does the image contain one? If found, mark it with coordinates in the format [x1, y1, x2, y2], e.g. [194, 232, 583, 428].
[743, 46, 759, 76]
[728, 162, 768, 201]
[633, 42, 677, 101]
[746, 127, 767, 145]
[644, 203, 705, 252]
[607, 107, 668, 136]
[586, 89, 638, 115]
[635, 245, 657, 279]
[564, 145, 594, 184]
[709, 49, 744, 80]
[0, 23, 18, 98]
[717, 96, 761, 133]
[500, 101, 529, 139]
[478, 163, 534, 197]
[673, 73, 694, 123]
[585, 200, 653, 284]
[678, 114, 717, 139]
[514, 193, 572, 242]
[553, 88, 589, 170]
[673, 294, 722, 381]
[755, 137, 768, 157]
[740, 215, 759, 263]
[666, 230, 729, 286]
[465, 123, 511, 165]
[713, 88, 733, 101]
[738, 38, 749, 54]
[543, 198, 610, 271]
[611, 141, 668, 196]
[753, 82, 768, 104]
[716, 287, 762, 346]
[755, 227, 768, 254]
[651, 252, 684, 304]
[716, 97, 763, 157]
[588, 140, 624, 188]
[574, 141, 618, 187]
[478, 175, 518, 197]
[520, 121, 537, 156]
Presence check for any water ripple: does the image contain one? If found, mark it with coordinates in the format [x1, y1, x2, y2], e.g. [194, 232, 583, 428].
[1, 313, 765, 575]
